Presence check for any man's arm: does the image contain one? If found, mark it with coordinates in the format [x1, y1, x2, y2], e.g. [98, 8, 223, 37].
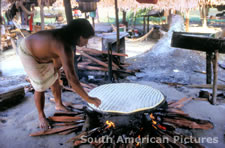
[59, 46, 89, 99]
[58, 45, 101, 106]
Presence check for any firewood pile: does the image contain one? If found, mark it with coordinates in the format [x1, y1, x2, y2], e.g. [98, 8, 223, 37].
[1, 35, 12, 50]
[76, 47, 138, 80]
[0, 28, 17, 51]
[1, 25, 30, 51]
[30, 97, 213, 148]
[58, 47, 139, 92]
[30, 98, 86, 137]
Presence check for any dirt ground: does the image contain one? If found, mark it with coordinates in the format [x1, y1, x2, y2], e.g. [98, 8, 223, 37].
[0, 15, 225, 148]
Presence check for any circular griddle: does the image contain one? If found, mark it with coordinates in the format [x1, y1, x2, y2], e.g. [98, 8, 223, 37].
[88, 83, 165, 114]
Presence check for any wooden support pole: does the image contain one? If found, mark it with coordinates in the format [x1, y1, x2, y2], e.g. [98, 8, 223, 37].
[108, 43, 113, 82]
[206, 51, 212, 84]
[143, 16, 146, 34]
[74, 47, 79, 77]
[39, 0, 45, 30]
[147, 16, 150, 32]
[115, 0, 120, 54]
[92, 17, 95, 29]
[63, 0, 73, 24]
[0, 0, 2, 52]
[212, 50, 218, 105]
[122, 10, 126, 25]
[185, 10, 190, 32]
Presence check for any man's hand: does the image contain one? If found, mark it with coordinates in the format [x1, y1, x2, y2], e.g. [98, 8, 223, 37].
[87, 96, 101, 107]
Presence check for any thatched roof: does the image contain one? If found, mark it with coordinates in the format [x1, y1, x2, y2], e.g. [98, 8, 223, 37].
[153, 0, 198, 12]
[2, 0, 225, 13]
[198, 0, 225, 6]
[1, 0, 58, 11]
[154, 0, 225, 12]
[98, 0, 225, 12]
[98, 0, 153, 10]
[4, 0, 56, 6]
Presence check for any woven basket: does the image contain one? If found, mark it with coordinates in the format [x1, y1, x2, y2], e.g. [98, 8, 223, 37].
[88, 83, 165, 114]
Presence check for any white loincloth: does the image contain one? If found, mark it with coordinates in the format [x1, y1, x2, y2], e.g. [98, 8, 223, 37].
[17, 38, 58, 92]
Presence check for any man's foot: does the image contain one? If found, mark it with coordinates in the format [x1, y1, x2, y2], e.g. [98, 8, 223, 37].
[39, 116, 51, 131]
[55, 104, 71, 112]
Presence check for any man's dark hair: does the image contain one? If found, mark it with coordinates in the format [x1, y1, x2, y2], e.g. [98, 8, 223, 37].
[53, 19, 95, 46]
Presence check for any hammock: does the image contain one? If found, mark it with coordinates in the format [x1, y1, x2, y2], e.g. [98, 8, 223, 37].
[125, 27, 154, 42]
[111, 24, 154, 42]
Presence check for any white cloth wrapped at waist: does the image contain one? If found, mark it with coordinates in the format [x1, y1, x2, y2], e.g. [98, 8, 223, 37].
[17, 38, 58, 92]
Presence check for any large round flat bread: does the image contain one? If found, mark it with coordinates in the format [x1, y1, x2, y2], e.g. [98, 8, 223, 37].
[88, 83, 165, 114]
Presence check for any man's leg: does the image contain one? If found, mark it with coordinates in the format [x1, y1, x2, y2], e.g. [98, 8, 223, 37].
[34, 91, 51, 130]
[50, 79, 68, 111]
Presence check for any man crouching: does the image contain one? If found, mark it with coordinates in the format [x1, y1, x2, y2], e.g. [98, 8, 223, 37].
[17, 19, 101, 130]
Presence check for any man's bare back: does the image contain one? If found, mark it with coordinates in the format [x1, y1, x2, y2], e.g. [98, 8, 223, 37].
[26, 32, 63, 64]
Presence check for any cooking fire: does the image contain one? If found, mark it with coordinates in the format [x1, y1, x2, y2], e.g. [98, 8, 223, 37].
[30, 83, 214, 148]
[68, 99, 213, 148]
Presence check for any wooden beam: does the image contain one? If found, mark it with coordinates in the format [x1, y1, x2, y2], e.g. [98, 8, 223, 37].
[30, 124, 82, 136]
[78, 47, 128, 57]
[188, 84, 225, 90]
[0, 85, 25, 103]
[78, 51, 108, 68]
[78, 65, 108, 71]
[171, 32, 225, 53]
